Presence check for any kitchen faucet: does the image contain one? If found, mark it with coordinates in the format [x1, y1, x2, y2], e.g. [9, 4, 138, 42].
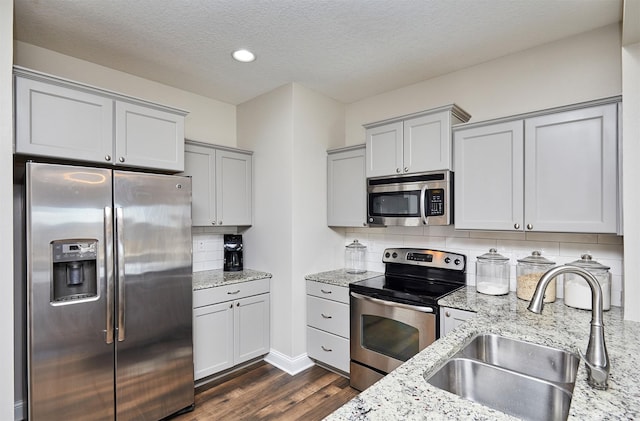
[527, 265, 610, 390]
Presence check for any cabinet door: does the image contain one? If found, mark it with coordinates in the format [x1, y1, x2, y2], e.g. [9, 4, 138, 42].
[234, 294, 270, 364]
[327, 146, 366, 227]
[216, 150, 252, 226]
[115, 101, 185, 172]
[365, 122, 403, 177]
[182, 144, 216, 226]
[524, 104, 618, 233]
[15, 76, 114, 164]
[404, 111, 451, 172]
[454, 121, 525, 231]
[193, 302, 234, 380]
[440, 307, 475, 337]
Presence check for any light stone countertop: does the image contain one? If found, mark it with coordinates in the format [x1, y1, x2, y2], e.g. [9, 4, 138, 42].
[326, 286, 640, 420]
[304, 269, 383, 287]
[192, 268, 272, 291]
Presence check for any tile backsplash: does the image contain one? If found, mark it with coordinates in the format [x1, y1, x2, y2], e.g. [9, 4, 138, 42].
[345, 225, 624, 307]
[192, 233, 224, 272]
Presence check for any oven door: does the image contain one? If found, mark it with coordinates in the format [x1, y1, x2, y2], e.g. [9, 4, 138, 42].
[350, 292, 436, 389]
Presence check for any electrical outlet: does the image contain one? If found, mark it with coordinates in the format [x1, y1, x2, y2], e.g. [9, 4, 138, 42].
[197, 240, 206, 251]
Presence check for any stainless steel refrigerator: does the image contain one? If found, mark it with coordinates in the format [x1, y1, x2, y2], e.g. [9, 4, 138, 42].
[25, 162, 194, 420]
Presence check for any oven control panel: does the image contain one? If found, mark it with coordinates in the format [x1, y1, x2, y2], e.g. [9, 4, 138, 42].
[382, 248, 466, 271]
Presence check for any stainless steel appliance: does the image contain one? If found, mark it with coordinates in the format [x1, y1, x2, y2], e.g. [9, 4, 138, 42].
[24, 162, 194, 420]
[350, 248, 466, 391]
[367, 170, 453, 226]
[223, 234, 243, 272]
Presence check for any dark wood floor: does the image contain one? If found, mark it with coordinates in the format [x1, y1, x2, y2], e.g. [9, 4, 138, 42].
[172, 361, 359, 421]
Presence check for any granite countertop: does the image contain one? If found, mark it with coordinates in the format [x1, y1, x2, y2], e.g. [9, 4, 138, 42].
[327, 287, 640, 420]
[192, 268, 272, 291]
[305, 269, 383, 287]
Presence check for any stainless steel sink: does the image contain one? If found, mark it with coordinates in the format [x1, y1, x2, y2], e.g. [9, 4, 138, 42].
[427, 358, 573, 421]
[425, 333, 579, 421]
[458, 333, 579, 387]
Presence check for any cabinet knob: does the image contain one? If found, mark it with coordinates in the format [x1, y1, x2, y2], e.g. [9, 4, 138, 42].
[119, 157, 125, 163]
[105, 155, 112, 162]
[229, 304, 233, 309]
[396, 168, 401, 173]
[321, 346, 333, 352]
[236, 302, 240, 307]
[527, 224, 533, 230]
[404, 167, 409, 173]
[363, 222, 367, 227]
[514, 223, 520, 230]
[218, 220, 222, 225]
[445, 311, 451, 318]
[211, 221, 216, 225]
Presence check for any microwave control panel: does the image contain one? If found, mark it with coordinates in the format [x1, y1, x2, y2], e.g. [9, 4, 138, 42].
[426, 189, 445, 216]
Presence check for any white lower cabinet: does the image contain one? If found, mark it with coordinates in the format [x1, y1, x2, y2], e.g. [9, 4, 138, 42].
[306, 281, 350, 374]
[193, 279, 270, 381]
[440, 307, 475, 337]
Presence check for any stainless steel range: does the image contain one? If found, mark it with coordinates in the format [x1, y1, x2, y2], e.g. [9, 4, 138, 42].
[349, 248, 466, 391]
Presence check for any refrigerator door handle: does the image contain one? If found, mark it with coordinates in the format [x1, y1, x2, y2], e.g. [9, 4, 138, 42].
[105, 207, 114, 344]
[116, 207, 126, 342]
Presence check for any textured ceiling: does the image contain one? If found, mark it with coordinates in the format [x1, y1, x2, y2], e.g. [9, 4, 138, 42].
[13, 0, 622, 105]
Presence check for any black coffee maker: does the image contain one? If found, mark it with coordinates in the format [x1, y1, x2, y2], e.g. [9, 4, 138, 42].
[223, 234, 243, 272]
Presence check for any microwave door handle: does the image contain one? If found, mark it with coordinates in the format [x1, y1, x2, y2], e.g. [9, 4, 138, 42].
[420, 185, 428, 225]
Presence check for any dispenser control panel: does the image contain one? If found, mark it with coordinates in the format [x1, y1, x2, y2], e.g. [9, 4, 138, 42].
[52, 241, 97, 263]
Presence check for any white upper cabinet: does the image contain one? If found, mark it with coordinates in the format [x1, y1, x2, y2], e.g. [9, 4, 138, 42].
[454, 99, 620, 234]
[216, 149, 253, 226]
[327, 145, 366, 227]
[114, 101, 185, 171]
[14, 67, 187, 172]
[365, 105, 470, 177]
[454, 121, 524, 231]
[182, 141, 253, 227]
[523, 104, 618, 233]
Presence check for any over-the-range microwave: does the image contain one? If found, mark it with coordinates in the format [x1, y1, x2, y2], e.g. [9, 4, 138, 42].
[367, 170, 453, 227]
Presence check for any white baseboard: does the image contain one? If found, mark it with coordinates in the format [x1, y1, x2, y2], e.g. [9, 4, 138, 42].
[264, 349, 314, 375]
[14, 400, 24, 421]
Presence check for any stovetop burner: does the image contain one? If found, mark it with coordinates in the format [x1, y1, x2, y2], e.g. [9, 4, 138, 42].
[350, 247, 467, 306]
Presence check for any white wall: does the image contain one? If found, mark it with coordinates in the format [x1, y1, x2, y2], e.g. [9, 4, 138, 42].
[13, 41, 237, 147]
[237, 83, 345, 367]
[622, 41, 640, 321]
[345, 24, 621, 146]
[1, 0, 15, 418]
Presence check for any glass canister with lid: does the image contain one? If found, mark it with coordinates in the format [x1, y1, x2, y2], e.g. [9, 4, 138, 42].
[516, 251, 556, 302]
[345, 239, 367, 274]
[475, 248, 510, 295]
[564, 254, 611, 311]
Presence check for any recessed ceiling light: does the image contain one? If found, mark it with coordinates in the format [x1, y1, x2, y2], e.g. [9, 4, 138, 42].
[232, 49, 256, 63]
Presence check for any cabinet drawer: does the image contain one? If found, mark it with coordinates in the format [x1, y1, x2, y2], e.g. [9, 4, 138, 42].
[307, 296, 349, 338]
[306, 280, 349, 304]
[193, 278, 270, 308]
[307, 326, 350, 373]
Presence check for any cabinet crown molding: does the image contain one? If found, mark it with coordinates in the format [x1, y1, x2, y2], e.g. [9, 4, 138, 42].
[363, 103, 471, 129]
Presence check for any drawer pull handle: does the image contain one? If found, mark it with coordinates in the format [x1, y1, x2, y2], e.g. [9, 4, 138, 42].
[227, 290, 240, 295]
[321, 346, 333, 352]
[320, 289, 332, 294]
[321, 313, 332, 319]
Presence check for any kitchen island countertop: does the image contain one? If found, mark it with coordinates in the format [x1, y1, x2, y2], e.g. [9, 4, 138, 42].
[326, 286, 640, 420]
[305, 269, 383, 287]
[192, 268, 272, 291]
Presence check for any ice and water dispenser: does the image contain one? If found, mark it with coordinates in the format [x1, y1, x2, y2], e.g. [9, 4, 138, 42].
[51, 239, 98, 302]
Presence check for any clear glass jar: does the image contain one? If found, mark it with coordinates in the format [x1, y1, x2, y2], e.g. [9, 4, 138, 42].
[564, 254, 611, 311]
[345, 240, 367, 274]
[476, 248, 510, 295]
[516, 251, 556, 302]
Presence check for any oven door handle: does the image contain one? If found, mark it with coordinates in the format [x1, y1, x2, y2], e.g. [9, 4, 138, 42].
[351, 292, 434, 313]
[419, 185, 428, 225]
